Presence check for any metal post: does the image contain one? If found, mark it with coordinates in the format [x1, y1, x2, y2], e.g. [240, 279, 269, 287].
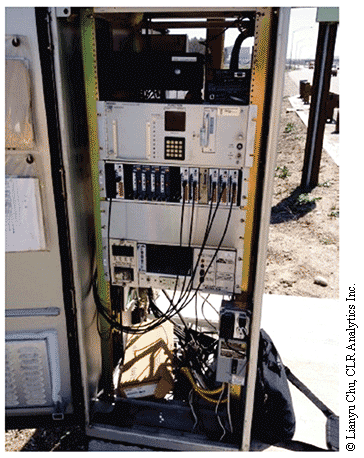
[300, 21, 337, 190]
[241, 7, 291, 451]
[80, 8, 114, 398]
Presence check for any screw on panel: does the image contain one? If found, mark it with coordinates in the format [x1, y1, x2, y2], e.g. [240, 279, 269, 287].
[56, 7, 71, 17]
[12, 37, 20, 47]
[26, 154, 34, 164]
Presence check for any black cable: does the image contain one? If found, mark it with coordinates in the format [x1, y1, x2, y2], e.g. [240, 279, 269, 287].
[111, 182, 233, 333]
[179, 182, 216, 299]
[96, 180, 235, 337]
[194, 294, 199, 330]
[179, 180, 197, 298]
[170, 181, 223, 309]
[94, 277, 216, 388]
[162, 180, 217, 315]
[162, 289, 189, 330]
[94, 180, 238, 398]
[93, 274, 175, 335]
[161, 290, 212, 362]
[173, 192, 234, 315]
[203, 14, 253, 49]
[188, 181, 196, 249]
[152, 287, 215, 368]
[95, 195, 178, 335]
[148, 293, 186, 343]
[171, 181, 187, 302]
[176, 180, 194, 300]
[160, 184, 235, 322]
[180, 182, 233, 305]
[229, 16, 255, 71]
[107, 195, 114, 303]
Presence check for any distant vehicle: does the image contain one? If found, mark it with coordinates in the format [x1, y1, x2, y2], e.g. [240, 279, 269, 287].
[309, 61, 315, 69]
[331, 65, 338, 77]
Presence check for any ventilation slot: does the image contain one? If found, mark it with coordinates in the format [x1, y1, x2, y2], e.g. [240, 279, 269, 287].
[5, 339, 53, 408]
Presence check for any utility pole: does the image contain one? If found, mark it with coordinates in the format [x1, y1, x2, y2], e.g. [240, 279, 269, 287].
[300, 8, 339, 190]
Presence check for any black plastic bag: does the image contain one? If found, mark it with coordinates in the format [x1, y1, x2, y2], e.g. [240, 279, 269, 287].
[251, 329, 296, 444]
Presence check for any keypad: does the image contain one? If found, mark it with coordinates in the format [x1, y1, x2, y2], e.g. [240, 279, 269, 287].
[164, 137, 185, 160]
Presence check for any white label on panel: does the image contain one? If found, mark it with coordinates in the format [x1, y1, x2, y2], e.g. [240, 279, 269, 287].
[218, 107, 240, 117]
[112, 120, 118, 157]
[246, 104, 258, 167]
[171, 56, 197, 62]
[5, 177, 46, 252]
[123, 383, 158, 398]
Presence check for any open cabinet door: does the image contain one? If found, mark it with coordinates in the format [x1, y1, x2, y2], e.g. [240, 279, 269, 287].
[5, 7, 88, 429]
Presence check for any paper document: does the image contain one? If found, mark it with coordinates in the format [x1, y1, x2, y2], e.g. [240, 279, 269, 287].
[5, 176, 46, 252]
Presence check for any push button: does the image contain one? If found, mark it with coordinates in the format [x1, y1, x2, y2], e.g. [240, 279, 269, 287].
[164, 137, 185, 160]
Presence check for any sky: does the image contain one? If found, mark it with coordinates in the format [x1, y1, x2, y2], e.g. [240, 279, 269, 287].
[288, 7, 340, 60]
[287, 8, 319, 61]
[171, 7, 340, 60]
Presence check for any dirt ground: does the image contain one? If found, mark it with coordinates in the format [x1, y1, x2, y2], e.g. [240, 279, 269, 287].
[5, 74, 339, 451]
[264, 81, 339, 299]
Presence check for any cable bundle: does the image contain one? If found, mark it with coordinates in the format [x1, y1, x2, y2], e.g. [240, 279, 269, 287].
[94, 178, 236, 336]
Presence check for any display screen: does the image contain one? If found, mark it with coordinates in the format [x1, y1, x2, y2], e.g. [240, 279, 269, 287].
[165, 111, 186, 132]
[112, 245, 134, 257]
[146, 244, 193, 276]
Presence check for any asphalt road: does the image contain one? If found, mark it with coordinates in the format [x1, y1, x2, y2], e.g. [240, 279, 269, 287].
[288, 67, 339, 95]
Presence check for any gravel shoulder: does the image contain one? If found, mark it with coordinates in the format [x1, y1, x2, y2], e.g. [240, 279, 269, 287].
[264, 73, 339, 298]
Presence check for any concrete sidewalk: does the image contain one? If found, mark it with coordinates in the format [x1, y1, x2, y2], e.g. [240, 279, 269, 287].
[288, 93, 339, 166]
[259, 294, 339, 451]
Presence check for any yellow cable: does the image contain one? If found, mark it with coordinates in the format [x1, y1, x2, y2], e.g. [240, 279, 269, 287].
[180, 367, 227, 404]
